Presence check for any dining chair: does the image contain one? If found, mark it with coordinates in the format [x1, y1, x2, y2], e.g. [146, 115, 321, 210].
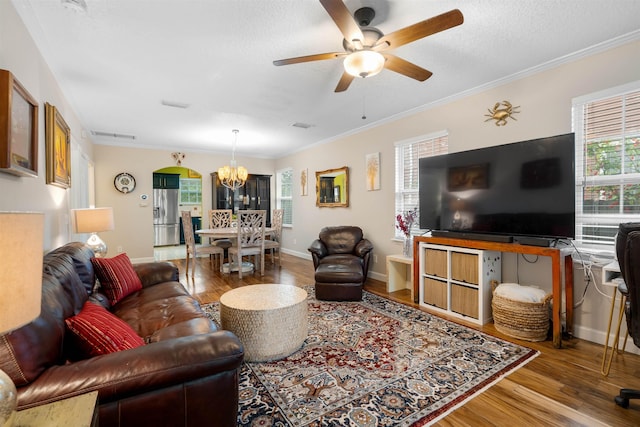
[208, 209, 234, 250]
[264, 208, 283, 266]
[228, 210, 266, 279]
[181, 210, 224, 277]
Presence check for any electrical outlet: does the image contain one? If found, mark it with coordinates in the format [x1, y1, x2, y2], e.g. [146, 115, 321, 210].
[374, 254, 378, 263]
[117, 246, 124, 253]
[293, 238, 297, 245]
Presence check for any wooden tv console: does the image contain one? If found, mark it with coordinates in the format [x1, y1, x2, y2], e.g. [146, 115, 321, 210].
[412, 236, 574, 348]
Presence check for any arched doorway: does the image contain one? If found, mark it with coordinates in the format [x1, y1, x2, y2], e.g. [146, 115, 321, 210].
[153, 166, 203, 260]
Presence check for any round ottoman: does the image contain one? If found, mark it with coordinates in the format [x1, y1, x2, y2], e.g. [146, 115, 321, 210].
[219, 284, 308, 362]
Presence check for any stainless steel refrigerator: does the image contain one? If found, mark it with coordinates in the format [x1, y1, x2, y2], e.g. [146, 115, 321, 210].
[153, 188, 180, 246]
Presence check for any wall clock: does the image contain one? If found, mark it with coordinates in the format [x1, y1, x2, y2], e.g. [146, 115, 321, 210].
[114, 172, 136, 193]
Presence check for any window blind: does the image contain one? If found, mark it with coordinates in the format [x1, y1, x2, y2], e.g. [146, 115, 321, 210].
[394, 132, 448, 237]
[575, 87, 640, 246]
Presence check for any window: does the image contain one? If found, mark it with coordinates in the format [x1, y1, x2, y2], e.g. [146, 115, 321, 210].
[276, 168, 293, 226]
[573, 82, 640, 247]
[179, 178, 201, 205]
[395, 131, 448, 238]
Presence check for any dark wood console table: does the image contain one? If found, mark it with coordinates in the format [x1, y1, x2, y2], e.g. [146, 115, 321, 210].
[413, 236, 574, 348]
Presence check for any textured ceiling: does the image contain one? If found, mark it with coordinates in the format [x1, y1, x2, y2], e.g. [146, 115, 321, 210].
[12, 0, 640, 158]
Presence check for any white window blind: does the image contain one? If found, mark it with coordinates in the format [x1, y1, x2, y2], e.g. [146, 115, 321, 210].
[276, 168, 293, 226]
[574, 83, 640, 247]
[394, 131, 448, 238]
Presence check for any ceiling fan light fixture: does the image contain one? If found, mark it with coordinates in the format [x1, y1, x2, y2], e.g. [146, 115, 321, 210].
[343, 50, 385, 78]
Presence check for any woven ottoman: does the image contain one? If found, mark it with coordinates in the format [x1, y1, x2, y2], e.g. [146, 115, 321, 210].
[219, 284, 308, 362]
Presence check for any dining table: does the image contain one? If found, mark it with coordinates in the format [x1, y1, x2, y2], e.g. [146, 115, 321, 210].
[195, 227, 276, 273]
[195, 226, 275, 239]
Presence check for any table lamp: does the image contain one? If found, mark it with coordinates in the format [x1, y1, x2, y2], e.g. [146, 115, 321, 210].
[0, 212, 44, 426]
[71, 207, 115, 257]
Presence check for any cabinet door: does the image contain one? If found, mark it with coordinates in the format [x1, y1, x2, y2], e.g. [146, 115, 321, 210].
[425, 249, 447, 278]
[451, 252, 479, 284]
[423, 277, 447, 309]
[211, 173, 234, 210]
[153, 173, 180, 189]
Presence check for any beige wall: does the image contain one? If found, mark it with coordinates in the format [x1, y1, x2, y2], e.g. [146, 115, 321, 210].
[0, 1, 93, 251]
[275, 39, 640, 347]
[4, 0, 640, 347]
[94, 145, 275, 260]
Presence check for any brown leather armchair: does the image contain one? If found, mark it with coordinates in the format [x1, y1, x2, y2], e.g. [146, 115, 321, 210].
[308, 226, 374, 301]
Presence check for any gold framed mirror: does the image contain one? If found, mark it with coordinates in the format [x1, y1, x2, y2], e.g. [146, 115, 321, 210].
[316, 166, 349, 207]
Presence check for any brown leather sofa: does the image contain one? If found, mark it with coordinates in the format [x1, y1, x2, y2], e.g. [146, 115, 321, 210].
[0, 242, 243, 427]
[308, 226, 374, 301]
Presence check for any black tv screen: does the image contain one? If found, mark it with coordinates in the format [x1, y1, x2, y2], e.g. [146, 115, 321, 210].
[419, 133, 575, 240]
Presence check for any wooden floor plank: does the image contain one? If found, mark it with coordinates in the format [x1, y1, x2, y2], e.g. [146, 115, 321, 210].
[168, 253, 640, 426]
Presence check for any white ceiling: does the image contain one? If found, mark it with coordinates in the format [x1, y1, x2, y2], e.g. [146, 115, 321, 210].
[12, 0, 640, 158]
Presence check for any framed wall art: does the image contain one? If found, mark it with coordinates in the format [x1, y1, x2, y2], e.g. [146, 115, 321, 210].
[45, 102, 71, 188]
[0, 69, 39, 177]
[366, 152, 380, 191]
[300, 168, 308, 196]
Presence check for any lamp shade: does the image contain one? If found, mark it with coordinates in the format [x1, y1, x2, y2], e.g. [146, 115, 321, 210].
[72, 207, 115, 233]
[343, 50, 385, 78]
[0, 212, 44, 333]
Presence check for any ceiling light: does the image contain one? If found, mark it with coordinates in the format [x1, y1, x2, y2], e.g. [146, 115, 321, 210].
[217, 130, 248, 191]
[343, 50, 385, 78]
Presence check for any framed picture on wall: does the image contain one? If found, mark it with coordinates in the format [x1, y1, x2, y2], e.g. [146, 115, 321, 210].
[366, 152, 380, 191]
[0, 69, 39, 177]
[45, 102, 71, 188]
[300, 168, 308, 196]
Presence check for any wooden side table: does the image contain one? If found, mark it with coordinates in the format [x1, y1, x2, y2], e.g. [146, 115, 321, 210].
[386, 254, 414, 300]
[14, 391, 98, 427]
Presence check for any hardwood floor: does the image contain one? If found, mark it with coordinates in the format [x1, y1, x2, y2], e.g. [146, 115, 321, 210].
[170, 253, 640, 426]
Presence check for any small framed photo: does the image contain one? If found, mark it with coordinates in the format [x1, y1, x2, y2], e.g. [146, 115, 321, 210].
[0, 69, 39, 177]
[45, 102, 71, 188]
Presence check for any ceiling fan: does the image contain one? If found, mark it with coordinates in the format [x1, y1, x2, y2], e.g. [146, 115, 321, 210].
[273, 0, 464, 92]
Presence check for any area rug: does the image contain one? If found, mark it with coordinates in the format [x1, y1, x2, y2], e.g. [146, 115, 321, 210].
[202, 285, 538, 426]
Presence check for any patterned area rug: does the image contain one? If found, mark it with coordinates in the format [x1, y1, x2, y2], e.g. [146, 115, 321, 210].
[202, 285, 538, 426]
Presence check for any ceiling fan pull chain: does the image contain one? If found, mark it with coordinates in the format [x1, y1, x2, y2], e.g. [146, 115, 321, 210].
[362, 94, 367, 120]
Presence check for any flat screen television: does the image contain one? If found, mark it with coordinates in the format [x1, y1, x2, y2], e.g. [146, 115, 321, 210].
[419, 133, 575, 243]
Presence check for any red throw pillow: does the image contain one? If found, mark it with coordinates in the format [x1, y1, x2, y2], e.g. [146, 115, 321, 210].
[65, 301, 144, 357]
[91, 253, 143, 305]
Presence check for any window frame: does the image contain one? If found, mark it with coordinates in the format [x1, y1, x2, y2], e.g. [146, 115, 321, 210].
[179, 177, 202, 205]
[572, 80, 640, 249]
[394, 130, 449, 239]
[276, 167, 293, 227]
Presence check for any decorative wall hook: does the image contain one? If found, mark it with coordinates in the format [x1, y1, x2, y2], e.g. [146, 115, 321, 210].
[171, 152, 185, 165]
[484, 101, 520, 126]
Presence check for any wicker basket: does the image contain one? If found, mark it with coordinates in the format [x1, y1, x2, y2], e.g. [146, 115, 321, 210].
[491, 281, 552, 342]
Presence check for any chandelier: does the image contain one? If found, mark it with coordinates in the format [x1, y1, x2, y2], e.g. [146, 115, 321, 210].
[217, 129, 248, 191]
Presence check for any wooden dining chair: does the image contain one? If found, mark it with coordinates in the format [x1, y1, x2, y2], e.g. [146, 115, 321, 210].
[264, 208, 283, 266]
[208, 209, 233, 250]
[181, 210, 224, 277]
[228, 210, 266, 279]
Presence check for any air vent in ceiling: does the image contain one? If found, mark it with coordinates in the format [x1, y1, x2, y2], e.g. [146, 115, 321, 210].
[61, 0, 87, 13]
[161, 100, 190, 109]
[292, 122, 313, 129]
[91, 131, 136, 140]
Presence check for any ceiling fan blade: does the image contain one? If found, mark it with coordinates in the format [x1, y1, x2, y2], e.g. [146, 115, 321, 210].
[320, 0, 365, 44]
[378, 9, 463, 49]
[273, 52, 345, 66]
[335, 72, 355, 92]
[383, 54, 433, 81]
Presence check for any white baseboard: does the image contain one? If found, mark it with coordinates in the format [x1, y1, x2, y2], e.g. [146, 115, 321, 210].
[573, 324, 640, 355]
